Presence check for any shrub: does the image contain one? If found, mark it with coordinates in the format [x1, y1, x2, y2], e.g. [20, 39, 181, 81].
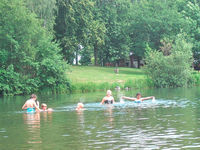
[144, 34, 194, 88]
[0, 65, 22, 95]
[192, 72, 200, 85]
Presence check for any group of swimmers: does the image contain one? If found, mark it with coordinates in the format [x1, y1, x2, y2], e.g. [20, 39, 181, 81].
[100, 90, 155, 104]
[22, 94, 52, 113]
[22, 91, 155, 112]
[77, 90, 155, 110]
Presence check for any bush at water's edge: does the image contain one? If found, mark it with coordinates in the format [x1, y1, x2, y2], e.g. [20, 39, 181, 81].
[144, 34, 194, 88]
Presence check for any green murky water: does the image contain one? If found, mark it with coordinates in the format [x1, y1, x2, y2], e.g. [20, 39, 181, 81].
[1, 87, 200, 149]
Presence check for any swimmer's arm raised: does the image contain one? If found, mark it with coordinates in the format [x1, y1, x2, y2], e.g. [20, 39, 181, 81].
[121, 96, 137, 101]
[141, 96, 155, 101]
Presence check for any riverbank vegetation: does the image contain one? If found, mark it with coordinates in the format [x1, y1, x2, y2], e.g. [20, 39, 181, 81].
[68, 65, 200, 92]
[1, 0, 200, 95]
[145, 34, 194, 88]
[0, 0, 70, 95]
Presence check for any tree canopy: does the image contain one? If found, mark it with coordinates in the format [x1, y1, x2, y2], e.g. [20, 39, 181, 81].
[1, 0, 200, 94]
[0, 0, 69, 95]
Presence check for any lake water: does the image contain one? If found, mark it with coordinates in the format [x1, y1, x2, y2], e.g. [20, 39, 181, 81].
[1, 87, 200, 149]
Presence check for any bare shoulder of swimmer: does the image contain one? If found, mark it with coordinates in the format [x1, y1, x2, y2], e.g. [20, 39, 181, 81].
[47, 108, 53, 111]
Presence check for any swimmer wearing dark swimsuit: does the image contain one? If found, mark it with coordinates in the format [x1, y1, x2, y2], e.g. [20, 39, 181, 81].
[101, 90, 115, 105]
[104, 99, 113, 104]
[102, 96, 114, 104]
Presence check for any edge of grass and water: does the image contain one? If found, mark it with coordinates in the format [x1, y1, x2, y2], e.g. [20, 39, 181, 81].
[70, 79, 154, 93]
[3, 66, 200, 96]
[67, 66, 200, 93]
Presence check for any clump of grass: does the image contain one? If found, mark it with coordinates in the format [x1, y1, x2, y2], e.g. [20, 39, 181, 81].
[192, 72, 200, 85]
[110, 82, 123, 89]
[124, 78, 154, 90]
[98, 82, 110, 90]
[124, 79, 134, 88]
[71, 82, 122, 93]
[71, 83, 96, 92]
[70, 78, 154, 93]
[39, 84, 70, 94]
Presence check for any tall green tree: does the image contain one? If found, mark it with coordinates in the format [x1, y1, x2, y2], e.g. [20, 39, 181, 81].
[129, 0, 191, 67]
[0, 0, 69, 95]
[89, 1, 107, 65]
[54, 0, 97, 64]
[179, 0, 200, 69]
[25, 0, 57, 32]
[82, 20, 106, 65]
[95, 0, 132, 66]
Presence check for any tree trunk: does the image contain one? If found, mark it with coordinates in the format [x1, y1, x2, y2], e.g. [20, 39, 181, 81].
[114, 62, 119, 74]
[130, 55, 134, 68]
[94, 42, 98, 66]
[137, 58, 140, 68]
[76, 50, 78, 65]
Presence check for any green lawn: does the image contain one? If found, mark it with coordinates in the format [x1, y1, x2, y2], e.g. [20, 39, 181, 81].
[67, 66, 147, 84]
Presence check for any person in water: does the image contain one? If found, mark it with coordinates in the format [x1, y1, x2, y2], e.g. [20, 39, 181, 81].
[76, 102, 84, 110]
[41, 103, 53, 111]
[122, 92, 155, 103]
[101, 90, 115, 104]
[22, 94, 40, 112]
[35, 99, 39, 108]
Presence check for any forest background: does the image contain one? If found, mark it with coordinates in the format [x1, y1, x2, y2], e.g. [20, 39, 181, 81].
[1, 0, 200, 95]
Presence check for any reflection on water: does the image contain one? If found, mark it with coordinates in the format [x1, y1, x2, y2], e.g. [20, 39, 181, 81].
[1, 87, 200, 149]
[23, 112, 41, 145]
[76, 109, 85, 127]
[104, 106, 114, 126]
[22, 111, 53, 149]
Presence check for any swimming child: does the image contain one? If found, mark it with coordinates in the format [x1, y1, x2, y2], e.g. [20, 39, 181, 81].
[101, 90, 115, 104]
[76, 103, 84, 110]
[122, 92, 155, 103]
[22, 94, 40, 113]
[41, 103, 53, 111]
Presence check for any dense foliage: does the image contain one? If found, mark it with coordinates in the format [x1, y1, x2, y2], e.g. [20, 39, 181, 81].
[0, 0, 69, 95]
[145, 35, 194, 88]
[1, 0, 200, 95]
[52, 0, 200, 67]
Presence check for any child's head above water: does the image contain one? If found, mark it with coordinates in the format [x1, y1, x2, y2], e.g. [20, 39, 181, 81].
[76, 103, 84, 110]
[136, 92, 141, 99]
[41, 103, 47, 110]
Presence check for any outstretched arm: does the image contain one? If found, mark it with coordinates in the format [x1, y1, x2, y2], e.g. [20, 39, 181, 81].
[101, 98, 105, 104]
[121, 96, 137, 101]
[141, 96, 155, 101]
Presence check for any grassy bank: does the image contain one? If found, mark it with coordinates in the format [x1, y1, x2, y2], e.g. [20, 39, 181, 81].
[67, 66, 154, 92]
